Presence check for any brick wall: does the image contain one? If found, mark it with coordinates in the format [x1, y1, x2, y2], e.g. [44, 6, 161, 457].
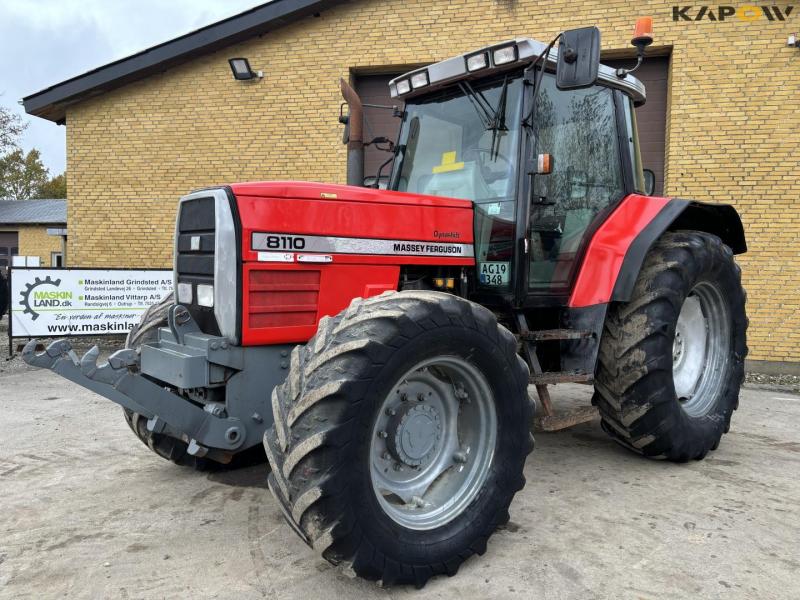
[0, 225, 63, 266]
[65, 0, 800, 363]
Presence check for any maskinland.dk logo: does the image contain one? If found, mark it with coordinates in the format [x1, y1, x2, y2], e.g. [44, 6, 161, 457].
[673, 5, 794, 20]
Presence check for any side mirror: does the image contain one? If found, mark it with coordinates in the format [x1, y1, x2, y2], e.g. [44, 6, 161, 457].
[556, 26, 601, 90]
[643, 169, 656, 195]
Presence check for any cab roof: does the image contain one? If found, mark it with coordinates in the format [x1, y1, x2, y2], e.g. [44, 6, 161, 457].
[389, 37, 646, 106]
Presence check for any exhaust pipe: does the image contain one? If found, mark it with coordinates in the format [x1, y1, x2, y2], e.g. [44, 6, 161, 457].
[340, 78, 364, 187]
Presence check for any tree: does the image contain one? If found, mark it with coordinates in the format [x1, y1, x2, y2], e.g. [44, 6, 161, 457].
[0, 148, 49, 200]
[0, 105, 25, 155]
[34, 172, 67, 199]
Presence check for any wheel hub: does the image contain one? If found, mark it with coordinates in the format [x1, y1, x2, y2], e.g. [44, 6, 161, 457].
[672, 283, 732, 417]
[369, 356, 497, 530]
[387, 403, 442, 467]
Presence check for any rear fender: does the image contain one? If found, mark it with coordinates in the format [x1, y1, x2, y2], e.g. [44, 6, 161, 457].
[666, 201, 746, 254]
[569, 196, 746, 307]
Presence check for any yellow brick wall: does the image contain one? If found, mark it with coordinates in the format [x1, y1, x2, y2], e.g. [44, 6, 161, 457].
[0, 225, 63, 267]
[65, 0, 800, 363]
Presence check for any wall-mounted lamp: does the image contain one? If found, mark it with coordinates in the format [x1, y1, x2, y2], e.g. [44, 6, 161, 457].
[789, 34, 799, 48]
[228, 57, 263, 81]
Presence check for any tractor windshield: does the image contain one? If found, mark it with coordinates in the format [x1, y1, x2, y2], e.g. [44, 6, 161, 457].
[390, 74, 524, 288]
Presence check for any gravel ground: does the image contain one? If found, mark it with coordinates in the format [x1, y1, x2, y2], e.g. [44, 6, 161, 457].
[745, 372, 800, 393]
[2, 375, 799, 599]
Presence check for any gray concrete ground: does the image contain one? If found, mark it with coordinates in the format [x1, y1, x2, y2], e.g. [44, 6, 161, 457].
[1, 364, 799, 599]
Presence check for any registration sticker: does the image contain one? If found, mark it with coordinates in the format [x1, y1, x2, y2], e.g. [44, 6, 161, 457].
[257, 252, 295, 263]
[479, 262, 510, 286]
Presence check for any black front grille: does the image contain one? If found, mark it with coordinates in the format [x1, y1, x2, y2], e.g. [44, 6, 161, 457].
[176, 195, 220, 335]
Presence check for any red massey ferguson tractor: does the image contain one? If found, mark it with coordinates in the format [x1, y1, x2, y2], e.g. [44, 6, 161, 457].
[25, 24, 747, 587]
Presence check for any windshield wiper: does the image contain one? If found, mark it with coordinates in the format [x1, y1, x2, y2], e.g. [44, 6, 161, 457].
[458, 81, 494, 129]
[458, 76, 509, 159]
[385, 143, 407, 189]
[489, 76, 509, 159]
[458, 78, 509, 133]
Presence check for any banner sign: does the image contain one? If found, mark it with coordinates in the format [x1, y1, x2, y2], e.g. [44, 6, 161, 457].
[10, 268, 173, 338]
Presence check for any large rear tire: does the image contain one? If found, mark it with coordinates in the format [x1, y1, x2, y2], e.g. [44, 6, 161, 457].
[264, 291, 533, 587]
[595, 231, 747, 461]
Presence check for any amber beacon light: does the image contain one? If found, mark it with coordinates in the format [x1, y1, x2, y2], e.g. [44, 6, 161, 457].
[632, 16, 654, 47]
[617, 16, 654, 78]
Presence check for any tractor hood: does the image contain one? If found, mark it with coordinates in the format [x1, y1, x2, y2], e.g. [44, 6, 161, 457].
[228, 181, 477, 269]
[220, 181, 476, 345]
[230, 181, 473, 209]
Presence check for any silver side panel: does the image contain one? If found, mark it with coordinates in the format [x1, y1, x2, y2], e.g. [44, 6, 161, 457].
[175, 188, 238, 343]
[252, 232, 475, 258]
[213, 190, 238, 342]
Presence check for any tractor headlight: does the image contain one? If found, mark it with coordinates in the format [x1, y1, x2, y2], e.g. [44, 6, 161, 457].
[395, 79, 411, 95]
[410, 71, 429, 89]
[492, 45, 518, 66]
[177, 282, 193, 304]
[197, 284, 214, 308]
[466, 52, 489, 72]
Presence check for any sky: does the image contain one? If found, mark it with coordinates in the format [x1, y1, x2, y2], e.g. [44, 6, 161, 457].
[0, 0, 265, 175]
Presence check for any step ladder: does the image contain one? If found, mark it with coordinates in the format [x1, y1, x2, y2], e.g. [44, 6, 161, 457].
[515, 318, 599, 432]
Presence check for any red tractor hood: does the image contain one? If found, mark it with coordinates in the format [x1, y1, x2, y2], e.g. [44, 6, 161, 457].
[229, 181, 477, 266]
[228, 181, 476, 346]
[230, 181, 473, 209]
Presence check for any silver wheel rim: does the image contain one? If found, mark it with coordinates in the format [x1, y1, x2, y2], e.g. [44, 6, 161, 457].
[369, 356, 497, 530]
[673, 281, 731, 417]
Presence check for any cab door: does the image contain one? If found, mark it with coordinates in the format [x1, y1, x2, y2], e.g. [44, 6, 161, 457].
[524, 75, 629, 300]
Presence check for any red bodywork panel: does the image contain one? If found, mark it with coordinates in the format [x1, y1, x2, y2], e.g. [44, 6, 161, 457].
[228, 182, 674, 344]
[231, 182, 475, 345]
[568, 194, 671, 307]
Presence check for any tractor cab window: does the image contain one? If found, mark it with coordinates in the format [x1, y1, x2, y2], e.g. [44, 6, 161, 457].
[623, 96, 646, 194]
[391, 74, 525, 291]
[528, 75, 624, 293]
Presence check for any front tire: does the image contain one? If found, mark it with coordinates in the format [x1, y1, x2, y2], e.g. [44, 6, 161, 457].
[123, 293, 264, 470]
[595, 231, 747, 461]
[264, 291, 533, 587]
[122, 292, 217, 469]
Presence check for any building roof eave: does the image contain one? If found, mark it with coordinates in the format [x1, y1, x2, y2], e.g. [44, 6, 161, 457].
[22, 0, 343, 123]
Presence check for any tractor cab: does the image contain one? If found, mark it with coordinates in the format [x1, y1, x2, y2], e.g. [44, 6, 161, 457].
[385, 31, 649, 309]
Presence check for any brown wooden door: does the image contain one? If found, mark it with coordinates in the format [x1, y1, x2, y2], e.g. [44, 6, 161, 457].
[354, 74, 405, 184]
[0, 232, 19, 269]
[605, 56, 669, 196]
